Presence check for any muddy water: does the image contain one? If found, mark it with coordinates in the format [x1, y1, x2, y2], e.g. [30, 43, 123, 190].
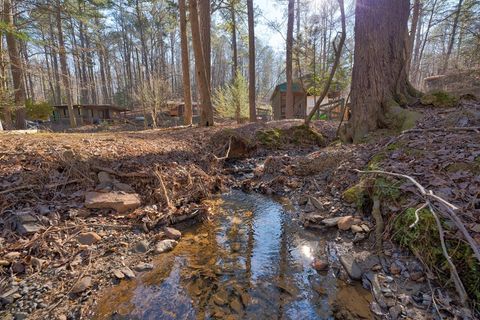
[94, 191, 372, 319]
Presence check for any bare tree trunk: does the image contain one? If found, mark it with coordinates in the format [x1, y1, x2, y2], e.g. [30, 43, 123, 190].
[190, 0, 213, 126]
[0, 31, 13, 129]
[198, 0, 211, 88]
[285, 0, 295, 119]
[230, 2, 238, 80]
[4, 0, 26, 129]
[343, 0, 415, 143]
[247, 0, 256, 122]
[442, 0, 463, 73]
[179, 0, 193, 125]
[305, 0, 345, 126]
[408, 0, 421, 72]
[411, 1, 423, 78]
[414, 0, 438, 86]
[56, 0, 77, 128]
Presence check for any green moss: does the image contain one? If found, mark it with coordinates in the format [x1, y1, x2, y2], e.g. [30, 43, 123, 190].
[373, 177, 401, 201]
[446, 161, 480, 174]
[367, 153, 386, 170]
[343, 183, 367, 209]
[255, 128, 282, 148]
[393, 208, 480, 304]
[420, 91, 459, 108]
[255, 125, 325, 149]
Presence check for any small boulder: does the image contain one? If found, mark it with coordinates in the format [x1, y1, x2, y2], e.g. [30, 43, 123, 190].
[321, 217, 342, 227]
[337, 216, 354, 231]
[351, 225, 363, 233]
[164, 227, 182, 240]
[85, 192, 141, 213]
[120, 267, 136, 279]
[339, 255, 362, 280]
[134, 263, 154, 272]
[112, 269, 125, 279]
[76, 232, 101, 246]
[390, 262, 402, 275]
[311, 258, 329, 271]
[97, 171, 113, 184]
[133, 240, 149, 253]
[154, 239, 177, 254]
[71, 277, 92, 294]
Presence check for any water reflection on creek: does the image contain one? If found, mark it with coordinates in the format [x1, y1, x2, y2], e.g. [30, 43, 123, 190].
[94, 190, 372, 319]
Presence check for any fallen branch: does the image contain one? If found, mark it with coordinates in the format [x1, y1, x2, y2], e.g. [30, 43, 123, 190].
[429, 202, 468, 305]
[214, 137, 232, 161]
[409, 202, 428, 229]
[354, 169, 480, 264]
[154, 166, 173, 209]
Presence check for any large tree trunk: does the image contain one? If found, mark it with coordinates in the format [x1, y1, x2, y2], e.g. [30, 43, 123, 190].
[4, 0, 26, 129]
[247, 0, 256, 122]
[190, 0, 214, 126]
[198, 0, 211, 88]
[56, 0, 77, 128]
[179, 0, 193, 125]
[285, 0, 295, 119]
[343, 0, 417, 143]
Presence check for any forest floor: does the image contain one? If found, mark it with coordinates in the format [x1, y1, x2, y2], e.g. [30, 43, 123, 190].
[0, 99, 479, 319]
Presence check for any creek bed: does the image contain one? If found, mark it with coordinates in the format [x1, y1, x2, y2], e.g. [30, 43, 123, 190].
[94, 190, 372, 319]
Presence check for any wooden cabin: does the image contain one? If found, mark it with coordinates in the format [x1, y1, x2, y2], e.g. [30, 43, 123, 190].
[52, 104, 126, 125]
[270, 82, 307, 120]
[167, 101, 200, 117]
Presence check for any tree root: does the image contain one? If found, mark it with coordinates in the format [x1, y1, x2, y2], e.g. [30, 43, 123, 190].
[355, 168, 475, 305]
[371, 196, 384, 254]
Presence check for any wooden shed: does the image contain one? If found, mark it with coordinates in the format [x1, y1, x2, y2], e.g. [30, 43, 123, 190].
[270, 82, 307, 120]
[52, 104, 126, 125]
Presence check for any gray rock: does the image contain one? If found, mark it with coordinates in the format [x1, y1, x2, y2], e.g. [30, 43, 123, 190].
[389, 305, 403, 320]
[154, 239, 177, 254]
[321, 217, 342, 227]
[164, 227, 182, 240]
[97, 171, 113, 184]
[14, 312, 28, 320]
[339, 255, 362, 280]
[120, 267, 135, 279]
[307, 196, 324, 210]
[71, 277, 92, 294]
[134, 263, 154, 272]
[133, 240, 149, 253]
[370, 301, 383, 316]
[12, 215, 44, 236]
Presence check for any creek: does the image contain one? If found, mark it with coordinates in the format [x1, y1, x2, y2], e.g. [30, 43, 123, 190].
[94, 190, 372, 319]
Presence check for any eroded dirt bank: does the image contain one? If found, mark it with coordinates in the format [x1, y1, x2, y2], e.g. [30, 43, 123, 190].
[1, 100, 479, 319]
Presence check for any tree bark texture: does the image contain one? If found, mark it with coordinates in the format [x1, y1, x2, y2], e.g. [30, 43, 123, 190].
[4, 0, 26, 129]
[346, 0, 415, 142]
[285, 0, 295, 119]
[442, 0, 463, 73]
[179, 0, 193, 125]
[56, 0, 77, 128]
[198, 0, 211, 88]
[190, 0, 214, 126]
[247, 0, 256, 122]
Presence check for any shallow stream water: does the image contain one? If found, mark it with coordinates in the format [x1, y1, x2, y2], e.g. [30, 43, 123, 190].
[94, 190, 372, 319]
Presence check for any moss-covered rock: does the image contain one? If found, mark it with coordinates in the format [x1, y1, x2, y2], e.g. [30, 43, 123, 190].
[255, 125, 325, 149]
[393, 208, 480, 304]
[343, 183, 366, 206]
[420, 91, 459, 108]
